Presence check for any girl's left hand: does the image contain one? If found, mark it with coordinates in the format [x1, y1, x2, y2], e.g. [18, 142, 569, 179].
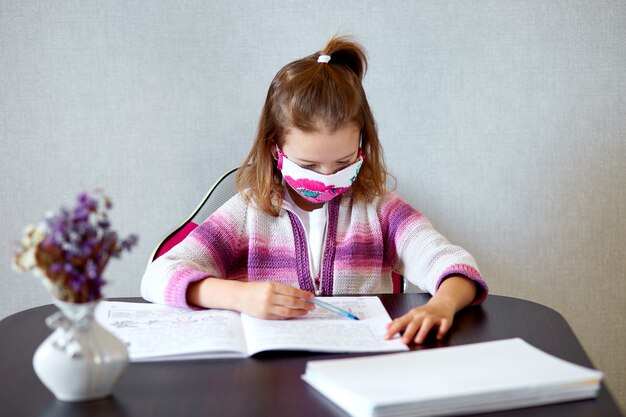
[384, 297, 456, 345]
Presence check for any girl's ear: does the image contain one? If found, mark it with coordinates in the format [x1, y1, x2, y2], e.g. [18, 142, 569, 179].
[270, 142, 280, 160]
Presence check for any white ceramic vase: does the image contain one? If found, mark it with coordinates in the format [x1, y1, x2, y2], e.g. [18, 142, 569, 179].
[33, 299, 129, 402]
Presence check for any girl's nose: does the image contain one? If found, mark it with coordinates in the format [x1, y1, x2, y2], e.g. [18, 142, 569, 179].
[315, 165, 338, 175]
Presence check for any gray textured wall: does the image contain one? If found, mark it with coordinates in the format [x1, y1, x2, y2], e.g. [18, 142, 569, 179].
[1, 0, 624, 408]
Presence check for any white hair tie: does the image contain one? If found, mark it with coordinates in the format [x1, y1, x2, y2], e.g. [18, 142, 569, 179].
[317, 54, 331, 64]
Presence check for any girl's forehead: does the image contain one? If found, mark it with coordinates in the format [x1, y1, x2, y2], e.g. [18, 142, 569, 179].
[281, 126, 360, 161]
[283, 125, 360, 146]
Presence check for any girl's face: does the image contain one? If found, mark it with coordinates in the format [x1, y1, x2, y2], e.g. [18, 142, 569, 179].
[281, 124, 361, 175]
[279, 124, 361, 211]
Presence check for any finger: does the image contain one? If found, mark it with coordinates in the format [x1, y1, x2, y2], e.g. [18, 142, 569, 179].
[414, 318, 434, 344]
[264, 312, 303, 320]
[402, 318, 424, 345]
[384, 321, 396, 339]
[273, 284, 315, 300]
[270, 305, 311, 319]
[384, 316, 411, 339]
[272, 294, 316, 311]
[437, 319, 451, 340]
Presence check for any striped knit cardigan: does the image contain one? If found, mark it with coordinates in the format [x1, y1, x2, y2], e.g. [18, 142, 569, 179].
[141, 191, 488, 308]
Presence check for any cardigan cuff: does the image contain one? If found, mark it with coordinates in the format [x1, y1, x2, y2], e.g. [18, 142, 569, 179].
[164, 268, 213, 309]
[435, 264, 489, 306]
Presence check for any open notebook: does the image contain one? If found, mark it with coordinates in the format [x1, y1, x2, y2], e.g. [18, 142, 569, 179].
[95, 297, 407, 361]
[302, 338, 603, 417]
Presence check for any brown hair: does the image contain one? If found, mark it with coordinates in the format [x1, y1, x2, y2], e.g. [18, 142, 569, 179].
[237, 35, 389, 216]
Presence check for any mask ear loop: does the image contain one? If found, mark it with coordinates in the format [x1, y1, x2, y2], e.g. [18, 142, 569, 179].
[358, 136, 365, 160]
[275, 145, 286, 170]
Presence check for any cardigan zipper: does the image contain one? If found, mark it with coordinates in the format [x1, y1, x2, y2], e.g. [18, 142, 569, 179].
[283, 206, 327, 295]
[284, 197, 339, 296]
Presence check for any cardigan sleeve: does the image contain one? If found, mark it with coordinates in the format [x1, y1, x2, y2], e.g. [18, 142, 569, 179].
[378, 193, 488, 305]
[140, 193, 248, 308]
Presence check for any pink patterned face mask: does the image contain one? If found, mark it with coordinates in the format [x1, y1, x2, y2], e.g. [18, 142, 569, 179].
[276, 147, 363, 203]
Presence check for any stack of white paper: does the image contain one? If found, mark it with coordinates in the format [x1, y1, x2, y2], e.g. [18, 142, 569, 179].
[301, 338, 603, 417]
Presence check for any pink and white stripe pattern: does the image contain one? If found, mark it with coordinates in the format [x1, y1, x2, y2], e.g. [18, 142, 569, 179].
[141, 191, 488, 308]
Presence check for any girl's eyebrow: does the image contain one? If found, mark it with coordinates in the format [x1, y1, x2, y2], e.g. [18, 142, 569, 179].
[294, 149, 358, 164]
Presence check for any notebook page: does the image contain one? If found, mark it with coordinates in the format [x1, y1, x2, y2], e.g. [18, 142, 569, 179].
[96, 301, 248, 361]
[242, 296, 408, 355]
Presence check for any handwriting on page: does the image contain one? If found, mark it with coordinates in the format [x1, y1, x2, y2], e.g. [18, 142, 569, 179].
[99, 307, 246, 357]
[303, 298, 369, 320]
[244, 319, 390, 351]
[240, 296, 396, 353]
[269, 322, 380, 347]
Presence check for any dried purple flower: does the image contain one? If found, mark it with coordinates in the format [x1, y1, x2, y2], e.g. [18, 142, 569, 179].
[12, 190, 138, 303]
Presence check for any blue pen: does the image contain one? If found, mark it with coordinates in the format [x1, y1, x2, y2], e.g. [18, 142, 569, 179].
[305, 298, 360, 320]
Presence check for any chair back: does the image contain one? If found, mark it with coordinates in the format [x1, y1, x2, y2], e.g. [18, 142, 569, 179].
[149, 166, 239, 263]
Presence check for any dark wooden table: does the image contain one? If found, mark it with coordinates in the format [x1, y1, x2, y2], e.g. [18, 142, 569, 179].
[0, 294, 622, 417]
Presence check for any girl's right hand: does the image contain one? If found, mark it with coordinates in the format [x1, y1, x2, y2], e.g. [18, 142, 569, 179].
[235, 282, 316, 320]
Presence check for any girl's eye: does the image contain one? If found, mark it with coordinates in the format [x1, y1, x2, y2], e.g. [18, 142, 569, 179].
[303, 164, 317, 170]
[337, 160, 349, 166]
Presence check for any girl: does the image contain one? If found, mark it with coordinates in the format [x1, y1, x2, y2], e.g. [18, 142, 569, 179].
[141, 36, 488, 345]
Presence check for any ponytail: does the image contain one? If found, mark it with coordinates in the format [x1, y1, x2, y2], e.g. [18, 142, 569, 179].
[318, 36, 368, 82]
